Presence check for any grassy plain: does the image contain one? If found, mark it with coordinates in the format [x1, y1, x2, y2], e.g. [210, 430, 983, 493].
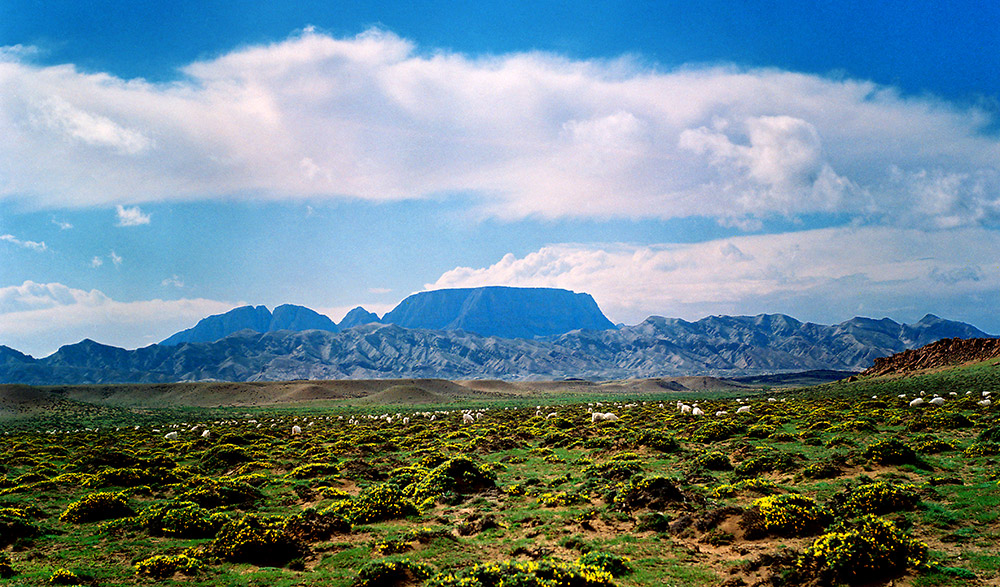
[0, 362, 998, 586]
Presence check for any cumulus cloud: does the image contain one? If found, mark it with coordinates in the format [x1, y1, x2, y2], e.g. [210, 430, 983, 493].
[116, 205, 151, 226]
[0, 30, 997, 228]
[109, 250, 123, 266]
[1, 233, 47, 252]
[427, 227, 1000, 330]
[0, 281, 238, 357]
[90, 256, 103, 268]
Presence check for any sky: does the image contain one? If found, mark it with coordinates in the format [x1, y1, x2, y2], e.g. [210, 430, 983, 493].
[2, 1, 1000, 357]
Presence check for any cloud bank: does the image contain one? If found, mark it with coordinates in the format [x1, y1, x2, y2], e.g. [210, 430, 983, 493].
[0, 281, 238, 357]
[1, 29, 997, 228]
[428, 227, 1000, 331]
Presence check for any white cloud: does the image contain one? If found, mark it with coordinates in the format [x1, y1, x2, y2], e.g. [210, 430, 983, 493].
[161, 275, 184, 288]
[427, 227, 1000, 331]
[0, 281, 238, 357]
[116, 205, 151, 226]
[29, 95, 153, 155]
[90, 256, 103, 268]
[0, 31, 997, 228]
[109, 250, 123, 266]
[51, 217, 72, 230]
[1, 233, 47, 252]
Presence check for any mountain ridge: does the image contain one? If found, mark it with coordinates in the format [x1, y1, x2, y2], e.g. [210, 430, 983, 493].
[2, 312, 992, 385]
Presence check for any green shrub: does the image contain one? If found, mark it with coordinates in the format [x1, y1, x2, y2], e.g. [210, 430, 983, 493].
[354, 557, 435, 587]
[608, 475, 686, 512]
[733, 450, 796, 478]
[0, 551, 14, 579]
[979, 425, 1000, 444]
[693, 451, 732, 471]
[0, 507, 41, 546]
[801, 515, 928, 583]
[831, 481, 920, 516]
[176, 477, 262, 508]
[49, 568, 82, 585]
[576, 552, 631, 577]
[741, 494, 832, 538]
[635, 430, 680, 452]
[286, 462, 340, 479]
[802, 462, 840, 479]
[137, 501, 230, 538]
[134, 553, 204, 579]
[323, 483, 418, 524]
[85, 466, 177, 488]
[425, 558, 615, 587]
[964, 442, 1000, 457]
[690, 421, 743, 443]
[861, 438, 918, 466]
[536, 491, 588, 507]
[405, 457, 497, 503]
[583, 453, 643, 482]
[210, 514, 305, 567]
[60, 491, 133, 524]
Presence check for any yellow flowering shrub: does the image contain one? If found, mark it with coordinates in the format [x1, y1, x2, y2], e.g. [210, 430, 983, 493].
[0, 507, 40, 545]
[354, 557, 435, 587]
[832, 481, 919, 516]
[134, 553, 204, 579]
[741, 494, 831, 538]
[801, 515, 928, 583]
[322, 483, 418, 524]
[48, 568, 82, 585]
[210, 514, 305, 567]
[424, 558, 616, 587]
[59, 491, 133, 524]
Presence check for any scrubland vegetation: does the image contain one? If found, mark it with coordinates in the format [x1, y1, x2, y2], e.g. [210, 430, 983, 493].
[1, 361, 999, 586]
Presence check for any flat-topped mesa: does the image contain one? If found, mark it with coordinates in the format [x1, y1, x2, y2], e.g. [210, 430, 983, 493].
[380, 286, 617, 339]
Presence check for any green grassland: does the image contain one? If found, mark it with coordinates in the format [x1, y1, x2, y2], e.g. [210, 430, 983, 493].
[1, 362, 999, 587]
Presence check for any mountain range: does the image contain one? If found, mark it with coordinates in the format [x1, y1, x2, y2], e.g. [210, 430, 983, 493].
[0, 284, 992, 384]
[158, 286, 615, 345]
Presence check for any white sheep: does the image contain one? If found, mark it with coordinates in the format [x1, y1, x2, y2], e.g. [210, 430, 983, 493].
[545, 413, 558, 420]
[692, 407, 705, 417]
[979, 399, 992, 407]
[463, 413, 475, 424]
[291, 425, 302, 435]
[591, 412, 619, 422]
[164, 431, 178, 441]
[201, 429, 211, 438]
[929, 397, 945, 406]
[736, 406, 751, 414]
[909, 398, 925, 407]
[715, 410, 728, 417]
[680, 404, 692, 415]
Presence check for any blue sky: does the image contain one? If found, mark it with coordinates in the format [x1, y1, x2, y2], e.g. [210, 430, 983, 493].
[2, 1, 1000, 357]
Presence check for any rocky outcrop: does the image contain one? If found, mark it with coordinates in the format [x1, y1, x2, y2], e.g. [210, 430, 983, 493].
[859, 337, 1000, 377]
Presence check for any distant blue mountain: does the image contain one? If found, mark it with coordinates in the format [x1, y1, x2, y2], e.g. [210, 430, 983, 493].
[380, 286, 617, 339]
[338, 306, 382, 329]
[160, 304, 339, 346]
